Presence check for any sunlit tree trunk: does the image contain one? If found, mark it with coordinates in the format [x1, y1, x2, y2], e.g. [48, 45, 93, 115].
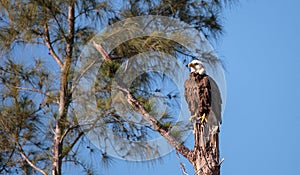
[52, 1, 74, 175]
[191, 122, 220, 175]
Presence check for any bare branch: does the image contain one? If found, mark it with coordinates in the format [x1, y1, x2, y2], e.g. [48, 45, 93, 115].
[116, 85, 191, 159]
[70, 41, 110, 93]
[43, 23, 63, 69]
[8, 86, 59, 105]
[93, 41, 111, 61]
[14, 86, 48, 97]
[70, 60, 96, 94]
[68, 131, 84, 154]
[219, 158, 225, 166]
[16, 143, 48, 175]
[60, 124, 84, 158]
[0, 148, 15, 173]
[60, 125, 78, 143]
[176, 151, 189, 175]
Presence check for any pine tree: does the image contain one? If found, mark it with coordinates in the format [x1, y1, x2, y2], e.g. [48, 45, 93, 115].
[0, 0, 233, 174]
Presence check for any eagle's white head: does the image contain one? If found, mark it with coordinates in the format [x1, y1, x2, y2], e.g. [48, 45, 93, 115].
[188, 60, 206, 75]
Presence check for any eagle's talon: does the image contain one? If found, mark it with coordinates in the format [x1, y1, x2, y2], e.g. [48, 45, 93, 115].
[200, 113, 207, 123]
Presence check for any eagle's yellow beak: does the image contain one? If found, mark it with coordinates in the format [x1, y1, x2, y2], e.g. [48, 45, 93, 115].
[188, 62, 194, 68]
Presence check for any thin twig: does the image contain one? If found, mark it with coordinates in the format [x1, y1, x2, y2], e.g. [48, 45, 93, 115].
[70, 60, 96, 94]
[60, 124, 80, 143]
[0, 148, 15, 173]
[176, 151, 189, 175]
[43, 23, 63, 69]
[14, 86, 48, 96]
[16, 143, 48, 175]
[219, 157, 225, 166]
[61, 131, 84, 158]
[12, 86, 59, 104]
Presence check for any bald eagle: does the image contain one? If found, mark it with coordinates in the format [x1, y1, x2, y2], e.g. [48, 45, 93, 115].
[184, 60, 222, 127]
[184, 60, 222, 175]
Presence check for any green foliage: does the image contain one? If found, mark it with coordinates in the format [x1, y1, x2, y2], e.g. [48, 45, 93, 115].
[0, 59, 53, 174]
[110, 36, 177, 59]
[157, 121, 173, 131]
[135, 95, 154, 113]
[62, 145, 72, 157]
[100, 60, 121, 79]
[0, 0, 233, 174]
[117, 0, 235, 39]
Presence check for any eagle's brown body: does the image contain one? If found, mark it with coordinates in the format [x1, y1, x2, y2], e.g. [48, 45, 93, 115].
[184, 72, 222, 125]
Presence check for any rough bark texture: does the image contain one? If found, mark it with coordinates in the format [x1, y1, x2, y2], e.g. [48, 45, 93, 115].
[52, 1, 75, 175]
[191, 122, 220, 175]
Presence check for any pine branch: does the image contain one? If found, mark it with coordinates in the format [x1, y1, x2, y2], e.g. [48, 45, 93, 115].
[60, 125, 84, 158]
[70, 60, 96, 94]
[116, 85, 191, 158]
[16, 142, 48, 175]
[13, 86, 51, 98]
[93, 41, 111, 61]
[0, 148, 15, 173]
[67, 131, 84, 155]
[49, 10, 67, 42]
[60, 125, 79, 143]
[43, 23, 63, 69]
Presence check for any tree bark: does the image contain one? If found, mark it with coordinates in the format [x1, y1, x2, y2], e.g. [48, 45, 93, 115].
[52, 1, 75, 175]
[191, 122, 220, 175]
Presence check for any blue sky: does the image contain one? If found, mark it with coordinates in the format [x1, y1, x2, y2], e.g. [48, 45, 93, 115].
[220, 0, 300, 175]
[5, 0, 299, 174]
[103, 0, 300, 175]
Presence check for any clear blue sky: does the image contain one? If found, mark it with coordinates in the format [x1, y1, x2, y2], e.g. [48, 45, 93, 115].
[95, 0, 300, 175]
[220, 0, 300, 175]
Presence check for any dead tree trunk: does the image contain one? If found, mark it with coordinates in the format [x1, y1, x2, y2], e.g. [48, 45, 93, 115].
[190, 122, 220, 175]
